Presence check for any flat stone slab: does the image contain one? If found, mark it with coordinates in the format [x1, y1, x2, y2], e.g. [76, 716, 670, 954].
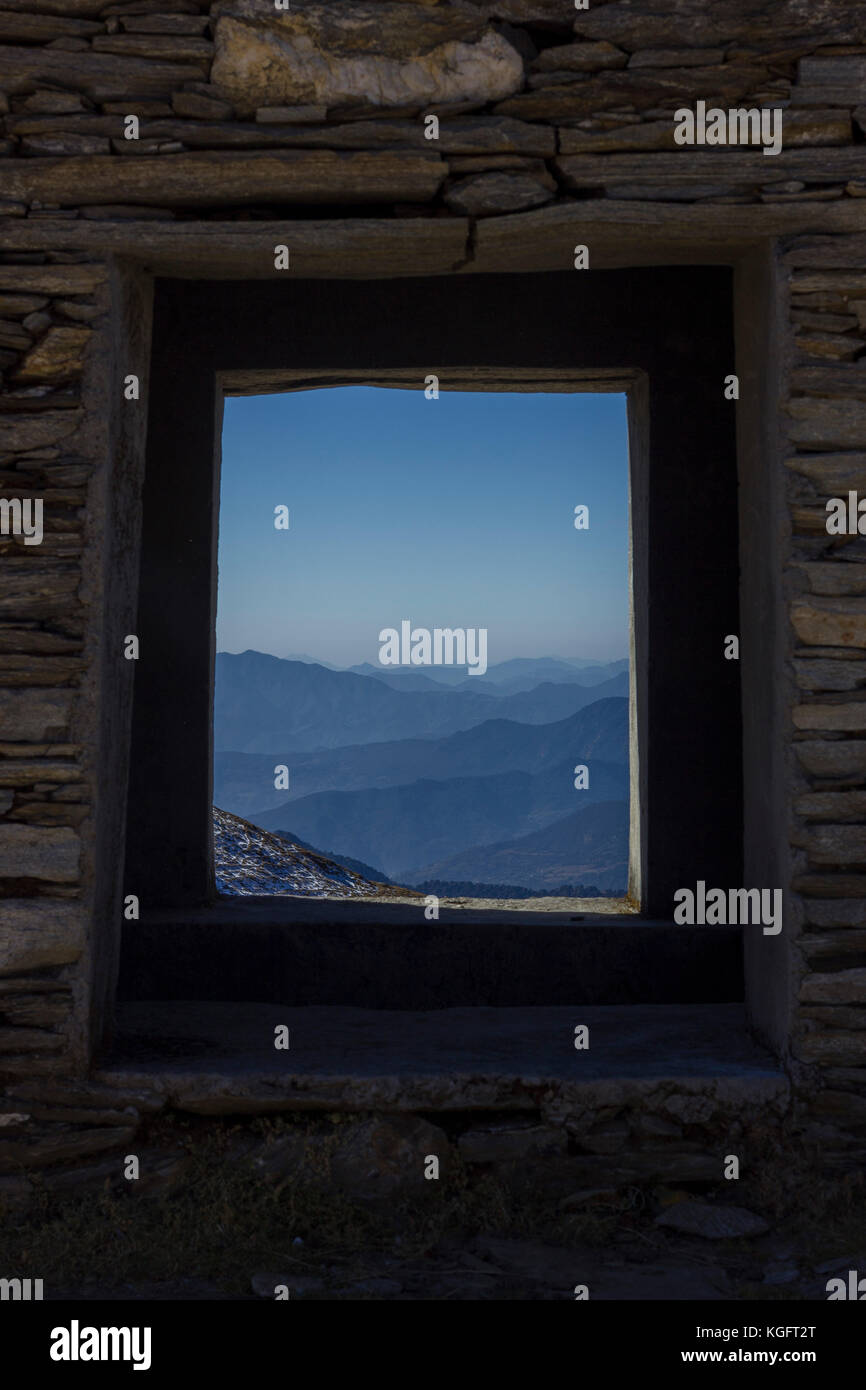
[98, 1002, 788, 1115]
[655, 1201, 770, 1240]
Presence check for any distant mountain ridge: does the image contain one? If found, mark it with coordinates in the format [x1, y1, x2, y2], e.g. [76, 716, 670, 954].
[215, 696, 628, 817]
[213, 650, 631, 897]
[405, 800, 629, 893]
[250, 756, 628, 878]
[272, 831, 392, 886]
[347, 655, 628, 695]
[214, 649, 627, 755]
[411, 879, 609, 900]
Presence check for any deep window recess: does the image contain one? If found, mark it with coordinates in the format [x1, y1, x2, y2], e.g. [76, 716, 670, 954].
[120, 269, 743, 1009]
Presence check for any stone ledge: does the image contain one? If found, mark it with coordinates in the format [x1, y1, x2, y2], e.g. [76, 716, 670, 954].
[95, 1001, 788, 1117]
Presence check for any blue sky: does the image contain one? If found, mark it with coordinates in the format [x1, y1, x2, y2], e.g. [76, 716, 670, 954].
[217, 387, 630, 668]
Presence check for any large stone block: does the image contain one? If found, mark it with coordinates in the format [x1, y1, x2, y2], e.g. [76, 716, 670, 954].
[555, 149, 866, 201]
[0, 689, 73, 740]
[8, 111, 556, 156]
[0, 410, 82, 453]
[798, 1030, 866, 1066]
[211, 0, 524, 117]
[0, 761, 81, 788]
[793, 57, 866, 107]
[795, 566, 866, 598]
[787, 399, 866, 451]
[571, 0, 865, 50]
[0, 899, 84, 974]
[795, 738, 866, 777]
[0, 824, 79, 882]
[801, 969, 866, 1004]
[801, 824, 866, 865]
[91, 35, 214, 63]
[790, 366, 866, 402]
[0, 44, 206, 102]
[559, 109, 850, 156]
[0, 990, 70, 1028]
[496, 63, 769, 121]
[795, 791, 866, 821]
[791, 599, 866, 649]
[793, 703, 866, 731]
[0, 655, 84, 687]
[14, 326, 91, 384]
[794, 874, 866, 898]
[802, 900, 866, 928]
[0, 151, 446, 208]
[787, 237, 866, 271]
[0, 266, 105, 296]
[793, 659, 866, 692]
[444, 169, 554, 215]
[0, 14, 100, 42]
[0, 217, 471, 280]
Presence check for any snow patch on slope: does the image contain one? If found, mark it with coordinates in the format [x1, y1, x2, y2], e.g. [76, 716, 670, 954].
[214, 805, 418, 899]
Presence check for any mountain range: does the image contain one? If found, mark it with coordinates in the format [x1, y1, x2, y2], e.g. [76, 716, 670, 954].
[407, 800, 629, 893]
[214, 697, 628, 817]
[214, 649, 630, 895]
[346, 655, 628, 695]
[252, 759, 628, 879]
[214, 650, 628, 756]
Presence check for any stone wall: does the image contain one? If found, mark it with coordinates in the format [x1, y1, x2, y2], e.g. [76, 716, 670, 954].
[0, 0, 864, 1149]
[784, 231, 866, 1136]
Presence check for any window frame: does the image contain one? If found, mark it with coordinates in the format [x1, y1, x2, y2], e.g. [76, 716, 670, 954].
[125, 269, 743, 928]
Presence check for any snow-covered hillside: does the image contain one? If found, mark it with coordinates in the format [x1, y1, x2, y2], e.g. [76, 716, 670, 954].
[213, 805, 418, 899]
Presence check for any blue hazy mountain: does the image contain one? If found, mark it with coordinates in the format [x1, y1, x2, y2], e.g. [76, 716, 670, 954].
[215, 697, 628, 817]
[348, 655, 628, 694]
[404, 800, 629, 893]
[248, 756, 629, 879]
[340, 667, 464, 693]
[214, 649, 627, 755]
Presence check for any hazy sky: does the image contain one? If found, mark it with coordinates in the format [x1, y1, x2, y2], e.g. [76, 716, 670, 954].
[216, 387, 630, 668]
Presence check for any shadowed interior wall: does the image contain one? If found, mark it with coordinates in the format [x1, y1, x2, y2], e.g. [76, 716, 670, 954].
[85, 264, 154, 1058]
[736, 247, 796, 1057]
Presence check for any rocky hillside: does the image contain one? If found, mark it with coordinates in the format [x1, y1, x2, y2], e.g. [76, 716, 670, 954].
[213, 806, 419, 900]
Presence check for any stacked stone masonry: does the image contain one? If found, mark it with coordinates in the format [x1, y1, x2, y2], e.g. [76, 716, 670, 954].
[0, 0, 864, 1170]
